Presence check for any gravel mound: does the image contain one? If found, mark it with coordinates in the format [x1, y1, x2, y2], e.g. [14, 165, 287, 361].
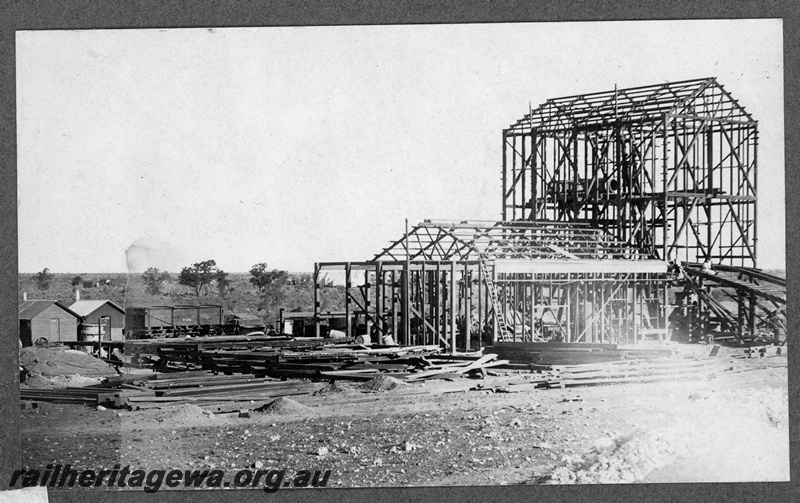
[254, 397, 312, 415]
[19, 347, 117, 377]
[360, 375, 407, 392]
[313, 381, 351, 395]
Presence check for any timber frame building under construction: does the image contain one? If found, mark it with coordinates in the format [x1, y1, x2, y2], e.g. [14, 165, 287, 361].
[312, 78, 785, 352]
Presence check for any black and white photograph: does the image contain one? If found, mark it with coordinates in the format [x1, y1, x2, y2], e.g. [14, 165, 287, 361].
[8, 16, 789, 495]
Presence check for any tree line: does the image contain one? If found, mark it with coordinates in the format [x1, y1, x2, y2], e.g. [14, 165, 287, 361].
[30, 261, 295, 298]
[27, 261, 321, 326]
[139, 261, 290, 297]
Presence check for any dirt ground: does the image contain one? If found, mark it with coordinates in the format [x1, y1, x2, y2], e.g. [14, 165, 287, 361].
[19, 348, 789, 488]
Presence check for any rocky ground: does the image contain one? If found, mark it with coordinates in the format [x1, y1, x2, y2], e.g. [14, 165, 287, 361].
[19, 347, 789, 488]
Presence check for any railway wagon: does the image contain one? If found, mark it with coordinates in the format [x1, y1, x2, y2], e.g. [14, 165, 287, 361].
[124, 304, 224, 339]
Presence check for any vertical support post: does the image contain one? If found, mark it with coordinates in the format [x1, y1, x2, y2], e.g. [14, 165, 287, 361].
[421, 262, 427, 345]
[403, 218, 411, 346]
[662, 114, 670, 260]
[313, 263, 320, 338]
[345, 262, 352, 339]
[599, 279, 606, 343]
[512, 279, 518, 341]
[433, 263, 440, 344]
[464, 262, 471, 352]
[491, 263, 498, 343]
[529, 283, 535, 342]
[450, 260, 457, 354]
[364, 267, 371, 341]
[662, 281, 668, 341]
[706, 127, 714, 261]
[572, 127, 579, 220]
[531, 131, 538, 221]
[477, 264, 483, 347]
[502, 131, 508, 221]
[752, 128, 758, 268]
[439, 272, 450, 350]
[391, 270, 398, 343]
[748, 293, 756, 339]
[521, 131, 527, 222]
[402, 263, 410, 346]
[512, 135, 517, 220]
[376, 262, 384, 340]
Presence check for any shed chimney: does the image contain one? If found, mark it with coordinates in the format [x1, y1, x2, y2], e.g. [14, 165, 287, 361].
[23, 291, 27, 301]
[75, 288, 80, 301]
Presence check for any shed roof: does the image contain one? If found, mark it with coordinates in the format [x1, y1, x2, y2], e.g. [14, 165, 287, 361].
[69, 299, 125, 316]
[507, 77, 753, 134]
[19, 300, 81, 320]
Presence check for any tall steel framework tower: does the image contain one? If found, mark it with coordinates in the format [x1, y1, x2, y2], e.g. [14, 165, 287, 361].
[502, 77, 758, 268]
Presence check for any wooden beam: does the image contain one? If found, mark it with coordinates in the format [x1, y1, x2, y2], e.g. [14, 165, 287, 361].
[345, 262, 352, 339]
[450, 261, 457, 354]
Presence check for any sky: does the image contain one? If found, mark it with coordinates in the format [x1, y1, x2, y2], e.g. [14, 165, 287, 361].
[16, 19, 784, 273]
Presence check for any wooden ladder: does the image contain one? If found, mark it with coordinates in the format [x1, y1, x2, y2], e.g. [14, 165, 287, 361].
[478, 255, 512, 341]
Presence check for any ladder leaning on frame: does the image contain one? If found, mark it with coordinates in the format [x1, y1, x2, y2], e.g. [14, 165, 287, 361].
[478, 254, 513, 342]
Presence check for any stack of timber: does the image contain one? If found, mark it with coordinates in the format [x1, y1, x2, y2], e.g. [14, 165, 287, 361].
[486, 342, 675, 365]
[196, 344, 443, 379]
[123, 336, 351, 370]
[538, 357, 725, 389]
[124, 337, 536, 382]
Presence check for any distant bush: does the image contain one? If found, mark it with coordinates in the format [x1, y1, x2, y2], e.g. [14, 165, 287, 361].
[141, 267, 171, 296]
[31, 268, 54, 292]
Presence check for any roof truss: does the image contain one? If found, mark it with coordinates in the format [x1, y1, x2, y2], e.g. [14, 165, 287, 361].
[372, 220, 650, 262]
[507, 77, 754, 134]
